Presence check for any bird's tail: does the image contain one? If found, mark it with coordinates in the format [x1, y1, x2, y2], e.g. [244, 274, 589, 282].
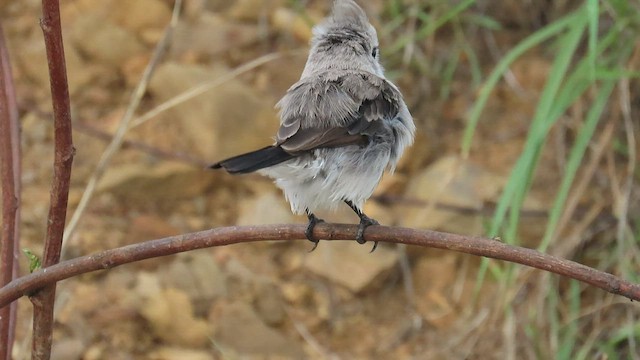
[209, 146, 294, 174]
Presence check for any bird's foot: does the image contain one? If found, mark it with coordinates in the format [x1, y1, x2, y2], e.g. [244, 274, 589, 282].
[305, 213, 324, 252]
[356, 215, 379, 252]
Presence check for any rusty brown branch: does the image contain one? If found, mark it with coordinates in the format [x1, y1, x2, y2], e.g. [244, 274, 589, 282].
[0, 20, 21, 360]
[0, 224, 638, 310]
[34, 0, 75, 358]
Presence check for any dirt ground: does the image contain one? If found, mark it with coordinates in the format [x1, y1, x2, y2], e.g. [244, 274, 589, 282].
[1, 0, 639, 359]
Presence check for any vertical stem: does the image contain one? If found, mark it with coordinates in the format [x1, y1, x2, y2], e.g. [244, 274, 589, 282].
[32, 0, 75, 358]
[0, 21, 21, 360]
[40, 0, 74, 268]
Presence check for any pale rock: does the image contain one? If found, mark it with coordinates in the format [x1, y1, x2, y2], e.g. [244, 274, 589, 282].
[360, 201, 394, 229]
[237, 191, 296, 226]
[121, 53, 151, 87]
[21, 112, 49, 145]
[135, 272, 163, 297]
[279, 249, 304, 273]
[252, 281, 286, 326]
[148, 62, 278, 158]
[399, 155, 504, 234]
[96, 161, 213, 201]
[172, 13, 260, 57]
[304, 242, 398, 293]
[365, 172, 407, 225]
[66, 0, 112, 13]
[258, 54, 307, 98]
[15, 33, 96, 95]
[183, 0, 206, 19]
[160, 252, 227, 314]
[227, 0, 284, 22]
[111, 0, 172, 32]
[128, 214, 180, 243]
[271, 7, 314, 42]
[412, 253, 459, 329]
[211, 302, 305, 358]
[70, 13, 146, 68]
[140, 28, 166, 44]
[281, 281, 312, 304]
[139, 287, 212, 347]
[148, 347, 214, 360]
[51, 339, 85, 360]
[224, 257, 256, 284]
[199, 0, 233, 14]
[83, 344, 105, 360]
[183, 0, 232, 19]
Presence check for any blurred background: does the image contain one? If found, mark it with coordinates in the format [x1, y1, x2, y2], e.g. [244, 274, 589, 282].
[1, 0, 639, 358]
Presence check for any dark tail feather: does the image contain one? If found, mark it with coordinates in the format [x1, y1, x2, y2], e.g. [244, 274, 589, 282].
[210, 146, 294, 174]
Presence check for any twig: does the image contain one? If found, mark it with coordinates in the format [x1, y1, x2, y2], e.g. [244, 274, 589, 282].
[129, 51, 295, 128]
[0, 20, 21, 360]
[34, 0, 76, 358]
[62, 0, 183, 249]
[373, 194, 549, 218]
[616, 78, 636, 250]
[551, 119, 615, 256]
[73, 121, 209, 167]
[286, 307, 340, 360]
[0, 224, 639, 309]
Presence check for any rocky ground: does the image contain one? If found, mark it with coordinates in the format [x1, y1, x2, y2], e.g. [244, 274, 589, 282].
[1, 0, 639, 359]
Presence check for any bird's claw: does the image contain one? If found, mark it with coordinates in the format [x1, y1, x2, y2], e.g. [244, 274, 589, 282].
[356, 216, 379, 252]
[305, 213, 324, 252]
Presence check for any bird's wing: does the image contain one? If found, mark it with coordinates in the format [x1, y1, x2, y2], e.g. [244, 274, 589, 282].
[275, 72, 400, 154]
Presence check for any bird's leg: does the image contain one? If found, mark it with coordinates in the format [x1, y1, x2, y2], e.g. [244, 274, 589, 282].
[305, 209, 324, 252]
[344, 200, 379, 252]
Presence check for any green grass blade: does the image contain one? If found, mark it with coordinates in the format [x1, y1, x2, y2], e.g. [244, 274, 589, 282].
[539, 80, 616, 251]
[473, 6, 590, 301]
[587, 0, 599, 80]
[558, 281, 582, 359]
[387, 0, 476, 54]
[461, 10, 582, 158]
[492, 10, 588, 241]
[415, 0, 476, 40]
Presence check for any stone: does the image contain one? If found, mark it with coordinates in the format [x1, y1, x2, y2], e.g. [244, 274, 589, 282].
[211, 302, 305, 358]
[304, 242, 399, 293]
[148, 62, 278, 158]
[252, 281, 286, 326]
[236, 191, 296, 226]
[281, 282, 312, 304]
[172, 14, 260, 57]
[398, 155, 504, 234]
[96, 161, 213, 202]
[70, 13, 146, 68]
[148, 347, 214, 360]
[111, 0, 172, 32]
[271, 7, 314, 42]
[160, 252, 228, 314]
[182, 1, 230, 19]
[412, 253, 459, 329]
[227, 0, 284, 22]
[128, 214, 180, 242]
[51, 339, 85, 360]
[139, 287, 212, 347]
[15, 33, 96, 95]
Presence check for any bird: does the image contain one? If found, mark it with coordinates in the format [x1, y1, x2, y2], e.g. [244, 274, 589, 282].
[211, 0, 415, 251]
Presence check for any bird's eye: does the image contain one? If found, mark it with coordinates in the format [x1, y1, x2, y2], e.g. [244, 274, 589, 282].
[371, 46, 379, 58]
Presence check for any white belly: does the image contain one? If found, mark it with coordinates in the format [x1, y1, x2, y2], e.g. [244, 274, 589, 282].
[259, 144, 390, 214]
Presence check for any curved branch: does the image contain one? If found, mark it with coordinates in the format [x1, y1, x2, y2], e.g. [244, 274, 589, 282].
[0, 224, 638, 308]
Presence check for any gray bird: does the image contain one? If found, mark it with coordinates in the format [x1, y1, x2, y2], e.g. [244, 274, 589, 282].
[211, 0, 415, 251]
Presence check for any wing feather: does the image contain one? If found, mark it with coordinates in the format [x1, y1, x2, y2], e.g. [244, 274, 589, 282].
[274, 71, 401, 154]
